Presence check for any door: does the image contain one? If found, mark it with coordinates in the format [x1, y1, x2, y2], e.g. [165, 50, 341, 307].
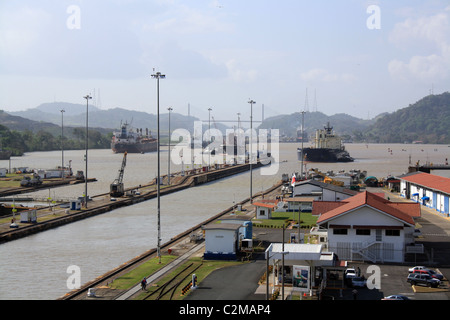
[376, 229, 382, 242]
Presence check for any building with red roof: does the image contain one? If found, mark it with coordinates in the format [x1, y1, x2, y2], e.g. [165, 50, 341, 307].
[316, 191, 420, 263]
[399, 172, 450, 216]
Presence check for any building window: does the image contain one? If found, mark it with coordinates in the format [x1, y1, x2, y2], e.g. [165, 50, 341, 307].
[356, 229, 370, 236]
[333, 229, 348, 235]
[385, 229, 400, 236]
[259, 210, 265, 216]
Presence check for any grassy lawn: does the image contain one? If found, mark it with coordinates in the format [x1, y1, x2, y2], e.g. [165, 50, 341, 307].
[253, 211, 318, 228]
[0, 174, 23, 188]
[109, 255, 178, 290]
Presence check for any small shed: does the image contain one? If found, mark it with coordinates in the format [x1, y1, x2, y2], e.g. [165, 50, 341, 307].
[253, 202, 276, 220]
[219, 215, 253, 240]
[70, 199, 82, 210]
[20, 209, 37, 223]
[202, 223, 242, 260]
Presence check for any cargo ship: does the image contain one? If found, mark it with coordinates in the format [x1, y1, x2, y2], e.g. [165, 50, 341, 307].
[111, 122, 157, 154]
[297, 122, 353, 162]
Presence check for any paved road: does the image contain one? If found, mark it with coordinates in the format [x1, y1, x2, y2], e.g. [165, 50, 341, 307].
[184, 258, 267, 300]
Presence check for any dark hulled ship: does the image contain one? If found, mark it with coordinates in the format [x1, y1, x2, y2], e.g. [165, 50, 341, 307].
[297, 122, 353, 163]
[111, 122, 157, 154]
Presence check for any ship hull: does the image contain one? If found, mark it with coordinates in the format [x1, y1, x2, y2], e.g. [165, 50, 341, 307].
[111, 141, 157, 154]
[297, 147, 354, 163]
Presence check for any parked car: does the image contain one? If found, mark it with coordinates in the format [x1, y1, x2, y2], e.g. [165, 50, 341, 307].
[344, 268, 357, 279]
[409, 266, 444, 280]
[407, 273, 440, 288]
[427, 269, 444, 280]
[382, 295, 411, 300]
[408, 266, 427, 273]
[351, 276, 366, 288]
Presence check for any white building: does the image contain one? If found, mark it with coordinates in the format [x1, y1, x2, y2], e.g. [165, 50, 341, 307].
[399, 172, 450, 216]
[266, 243, 343, 295]
[316, 191, 420, 263]
[292, 180, 358, 202]
[253, 201, 276, 220]
[202, 223, 242, 260]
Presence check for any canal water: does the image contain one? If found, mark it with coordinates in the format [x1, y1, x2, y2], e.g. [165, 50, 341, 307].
[0, 142, 448, 300]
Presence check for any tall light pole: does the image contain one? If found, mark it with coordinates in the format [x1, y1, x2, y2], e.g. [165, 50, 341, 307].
[152, 71, 165, 264]
[299, 110, 305, 243]
[167, 107, 173, 185]
[60, 109, 65, 180]
[83, 94, 91, 208]
[300, 110, 305, 179]
[208, 107, 212, 169]
[248, 100, 255, 203]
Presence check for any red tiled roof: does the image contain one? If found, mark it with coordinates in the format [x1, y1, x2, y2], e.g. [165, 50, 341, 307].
[316, 191, 418, 226]
[253, 202, 276, 209]
[311, 201, 345, 216]
[401, 172, 450, 194]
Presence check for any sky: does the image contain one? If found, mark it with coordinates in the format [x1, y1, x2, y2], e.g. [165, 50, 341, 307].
[0, 0, 449, 124]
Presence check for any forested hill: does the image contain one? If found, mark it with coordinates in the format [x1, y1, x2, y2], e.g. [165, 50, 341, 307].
[361, 92, 450, 144]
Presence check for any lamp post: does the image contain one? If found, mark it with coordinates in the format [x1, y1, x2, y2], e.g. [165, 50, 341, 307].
[83, 94, 92, 208]
[248, 100, 255, 203]
[152, 71, 165, 264]
[167, 107, 173, 185]
[208, 107, 212, 169]
[299, 110, 305, 242]
[60, 109, 65, 180]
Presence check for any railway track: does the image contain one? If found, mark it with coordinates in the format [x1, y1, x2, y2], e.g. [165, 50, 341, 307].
[142, 262, 203, 300]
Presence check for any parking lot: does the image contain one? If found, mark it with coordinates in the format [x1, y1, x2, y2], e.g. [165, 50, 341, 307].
[322, 262, 450, 300]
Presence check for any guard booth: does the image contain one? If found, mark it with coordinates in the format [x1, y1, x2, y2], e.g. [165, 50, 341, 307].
[70, 199, 82, 210]
[20, 209, 37, 223]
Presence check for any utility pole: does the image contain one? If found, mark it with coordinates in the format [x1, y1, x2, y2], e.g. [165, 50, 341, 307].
[152, 71, 165, 264]
[83, 95, 91, 208]
[248, 99, 255, 203]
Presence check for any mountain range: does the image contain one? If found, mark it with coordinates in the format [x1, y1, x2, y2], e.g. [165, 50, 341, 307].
[2, 91, 450, 144]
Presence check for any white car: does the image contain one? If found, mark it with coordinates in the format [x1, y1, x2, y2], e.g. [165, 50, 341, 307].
[408, 266, 427, 273]
[345, 268, 357, 279]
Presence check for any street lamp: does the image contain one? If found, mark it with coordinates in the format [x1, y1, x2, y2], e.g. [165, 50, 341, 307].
[167, 107, 173, 185]
[248, 100, 255, 203]
[152, 71, 165, 264]
[60, 109, 65, 180]
[299, 110, 305, 243]
[83, 94, 92, 208]
[208, 107, 212, 169]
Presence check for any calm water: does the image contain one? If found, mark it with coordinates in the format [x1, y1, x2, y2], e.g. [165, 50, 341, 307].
[0, 142, 448, 300]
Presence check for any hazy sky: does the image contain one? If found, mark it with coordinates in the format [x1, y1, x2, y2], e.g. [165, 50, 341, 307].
[1, 0, 449, 123]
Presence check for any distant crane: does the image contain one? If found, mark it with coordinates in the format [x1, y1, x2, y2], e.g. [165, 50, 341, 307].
[110, 152, 127, 197]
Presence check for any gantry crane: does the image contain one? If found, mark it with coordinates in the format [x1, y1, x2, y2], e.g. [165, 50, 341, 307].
[110, 152, 127, 197]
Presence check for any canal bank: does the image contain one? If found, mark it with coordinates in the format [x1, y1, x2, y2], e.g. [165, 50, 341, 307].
[0, 161, 268, 244]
